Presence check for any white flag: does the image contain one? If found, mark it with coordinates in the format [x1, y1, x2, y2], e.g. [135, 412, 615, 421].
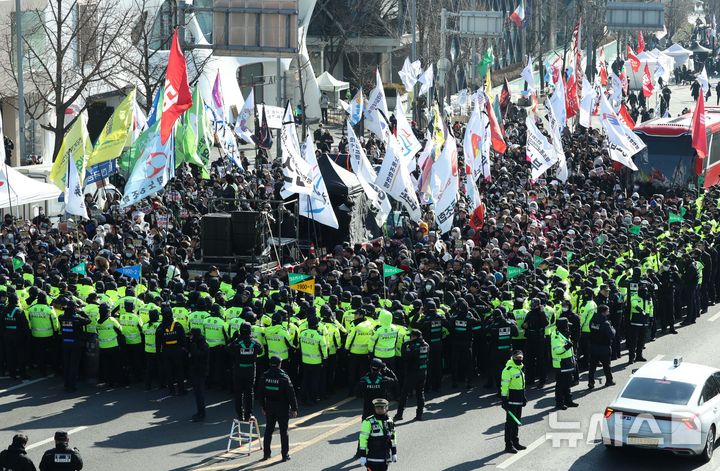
[299, 136, 339, 229]
[395, 99, 422, 172]
[399, 57, 422, 91]
[234, 88, 255, 142]
[463, 98, 491, 181]
[548, 76, 566, 132]
[376, 134, 422, 222]
[347, 122, 391, 227]
[280, 103, 313, 198]
[418, 65, 434, 96]
[525, 115, 558, 180]
[579, 77, 597, 128]
[545, 100, 568, 182]
[348, 89, 364, 126]
[521, 55, 536, 93]
[65, 159, 88, 219]
[598, 93, 640, 171]
[698, 66, 709, 94]
[609, 72, 623, 107]
[431, 135, 460, 233]
[364, 69, 390, 137]
[655, 25, 667, 39]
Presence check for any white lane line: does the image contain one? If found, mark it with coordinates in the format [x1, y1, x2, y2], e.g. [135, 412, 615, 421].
[496, 434, 547, 469]
[708, 311, 720, 322]
[26, 426, 88, 451]
[650, 354, 664, 362]
[0, 377, 48, 395]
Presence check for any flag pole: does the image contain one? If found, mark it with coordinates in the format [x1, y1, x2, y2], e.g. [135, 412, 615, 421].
[4, 162, 14, 219]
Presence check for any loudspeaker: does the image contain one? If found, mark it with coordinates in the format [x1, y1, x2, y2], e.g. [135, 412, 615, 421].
[202, 213, 232, 257]
[231, 211, 261, 255]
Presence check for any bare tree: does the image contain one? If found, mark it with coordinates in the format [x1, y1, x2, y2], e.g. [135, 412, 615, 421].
[666, 0, 694, 42]
[0, 0, 132, 159]
[109, 0, 213, 116]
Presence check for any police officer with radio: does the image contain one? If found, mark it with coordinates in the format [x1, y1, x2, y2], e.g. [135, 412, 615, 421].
[38, 431, 83, 471]
[394, 329, 428, 421]
[58, 299, 91, 392]
[227, 322, 264, 421]
[258, 356, 298, 462]
[588, 305, 616, 389]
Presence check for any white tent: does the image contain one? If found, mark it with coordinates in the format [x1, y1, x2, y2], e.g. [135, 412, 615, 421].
[0, 166, 61, 209]
[663, 43, 693, 68]
[316, 71, 350, 93]
[626, 50, 672, 90]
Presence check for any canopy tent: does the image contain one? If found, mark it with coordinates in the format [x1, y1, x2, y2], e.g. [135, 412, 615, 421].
[0, 166, 61, 209]
[663, 43, 694, 68]
[316, 71, 350, 93]
[626, 50, 673, 90]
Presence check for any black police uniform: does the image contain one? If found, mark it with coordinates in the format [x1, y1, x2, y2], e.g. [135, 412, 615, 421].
[38, 443, 82, 471]
[258, 365, 298, 460]
[395, 335, 428, 420]
[488, 315, 519, 389]
[156, 318, 186, 395]
[588, 313, 615, 388]
[522, 307, 547, 385]
[355, 366, 398, 418]
[59, 309, 90, 392]
[226, 334, 263, 421]
[448, 312, 479, 388]
[1, 303, 31, 378]
[417, 311, 447, 392]
[0, 442, 35, 471]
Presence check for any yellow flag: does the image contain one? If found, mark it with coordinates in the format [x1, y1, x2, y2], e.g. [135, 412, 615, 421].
[290, 279, 315, 295]
[87, 90, 135, 166]
[485, 71, 493, 99]
[49, 114, 93, 190]
[431, 104, 445, 160]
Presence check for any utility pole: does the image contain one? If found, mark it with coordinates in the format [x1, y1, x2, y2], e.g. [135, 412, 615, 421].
[15, 0, 25, 166]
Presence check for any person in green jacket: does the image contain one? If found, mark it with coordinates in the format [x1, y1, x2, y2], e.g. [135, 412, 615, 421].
[500, 350, 526, 454]
[551, 318, 579, 410]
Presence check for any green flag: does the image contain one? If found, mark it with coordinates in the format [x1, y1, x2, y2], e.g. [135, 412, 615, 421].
[11, 257, 23, 270]
[679, 207, 687, 217]
[288, 273, 311, 285]
[595, 234, 607, 246]
[669, 212, 684, 224]
[533, 255, 546, 268]
[118, 122, 155, 177]
[478, 47, 494, 78]
[507, 266, 527, 279]
[177, 86, 211, 179]
[628, 225, 641, 235]
[383, 264, 404, 278]
[566, 251, 574, 262]
[70, 262, 87, 276]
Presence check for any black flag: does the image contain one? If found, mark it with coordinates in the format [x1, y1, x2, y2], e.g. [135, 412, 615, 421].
[253, 106, 273, 150]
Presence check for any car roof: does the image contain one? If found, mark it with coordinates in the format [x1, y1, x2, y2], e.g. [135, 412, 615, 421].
[632, 361, 718, 385]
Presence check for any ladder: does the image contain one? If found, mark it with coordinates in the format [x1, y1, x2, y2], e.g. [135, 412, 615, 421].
[227, 417, 262, 455]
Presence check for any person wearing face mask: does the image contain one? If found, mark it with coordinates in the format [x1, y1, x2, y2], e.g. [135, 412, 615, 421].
[550, 318, 578, 409]
[500, 350, 526, 454]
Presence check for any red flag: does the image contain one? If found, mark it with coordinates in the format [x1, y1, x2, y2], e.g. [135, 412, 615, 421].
[485, 99, 507, 154]
[565, 74, 579, 118]
[598, 48, 608, 86]
[469, 200, 486, 231]
[642, 64, 654, 97]
[627, 46, 641, 72]
[500, 78, 511, 116]
[692, 92, 708, 174]
[160, 29, 192, 144]
[637, 31, 645, 53]
[618, 104, 636, 129]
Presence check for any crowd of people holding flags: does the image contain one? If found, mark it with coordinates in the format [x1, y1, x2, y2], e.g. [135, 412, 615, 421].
[4, 20, 720, 464]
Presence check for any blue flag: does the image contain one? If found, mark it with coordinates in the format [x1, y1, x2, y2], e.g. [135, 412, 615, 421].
[85, 159, 118, 185]
[120, 129, 174, 207]
[117, 264, 142, 280]
[147, 89, 162, 128]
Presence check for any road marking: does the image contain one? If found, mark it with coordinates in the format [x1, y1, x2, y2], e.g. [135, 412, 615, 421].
[290, 420, 356, 430]
[650, 354, 664, 362]
[496, 434, 547, 469]
[708, 311, 720, 322]
[0, 377, 48, 395]
[290, 396, 356, 426]
[27, 426, 88, 451]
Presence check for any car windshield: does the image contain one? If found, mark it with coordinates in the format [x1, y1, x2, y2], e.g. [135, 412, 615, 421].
[635, 134, 694, 190]
[620, 377, 696, 405]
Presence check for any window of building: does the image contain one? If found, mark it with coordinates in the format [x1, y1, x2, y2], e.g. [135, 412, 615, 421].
[149, 0, 176, 51]
[237, 63, 264, 103]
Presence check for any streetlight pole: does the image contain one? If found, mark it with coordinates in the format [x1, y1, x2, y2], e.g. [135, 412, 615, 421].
[15, 0, 25, 166]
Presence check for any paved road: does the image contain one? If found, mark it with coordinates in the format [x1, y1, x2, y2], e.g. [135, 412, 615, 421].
[4, 304, 720, 470]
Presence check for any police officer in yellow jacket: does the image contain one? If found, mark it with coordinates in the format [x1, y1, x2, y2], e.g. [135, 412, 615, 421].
[28, 292, 58, 376]
[143, 309, 162, 390]
[551, 318, 579, 410]
[358, 398, 397, 471]
[299, 316, 328, 403]
[501, 350, 526, 454]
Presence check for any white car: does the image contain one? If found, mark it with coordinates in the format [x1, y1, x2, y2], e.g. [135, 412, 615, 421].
[601, 358, 720, 462]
